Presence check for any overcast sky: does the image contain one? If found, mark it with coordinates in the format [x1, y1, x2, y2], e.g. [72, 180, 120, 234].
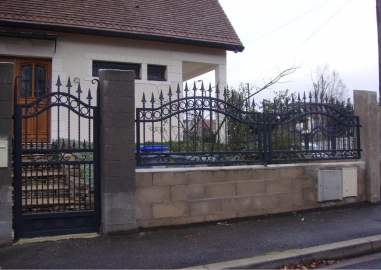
[190, 0, 378, 101]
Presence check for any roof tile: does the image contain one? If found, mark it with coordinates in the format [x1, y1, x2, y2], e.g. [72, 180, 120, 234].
[0, 0, 244, 51]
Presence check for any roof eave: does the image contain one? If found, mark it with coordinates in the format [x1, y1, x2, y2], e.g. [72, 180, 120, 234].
[0, 21, 245, 52]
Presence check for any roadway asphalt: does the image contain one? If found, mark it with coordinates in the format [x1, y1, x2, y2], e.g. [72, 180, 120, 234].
[0, 202, 381, 269]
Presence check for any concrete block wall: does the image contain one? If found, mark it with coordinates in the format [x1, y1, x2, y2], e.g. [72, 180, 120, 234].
[135, 162, 366, 228]
[354, 90, 380, 203]
[99, 70, 136, 234]
[0, 62, 13, 245]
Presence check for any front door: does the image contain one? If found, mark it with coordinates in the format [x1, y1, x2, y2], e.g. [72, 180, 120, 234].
[0, 57, 51, 142]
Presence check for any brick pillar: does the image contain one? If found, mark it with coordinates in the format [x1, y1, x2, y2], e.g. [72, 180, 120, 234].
[99, 70, 137, 233]
[0, 62, 13, 245]
[354, 90, 380, 203]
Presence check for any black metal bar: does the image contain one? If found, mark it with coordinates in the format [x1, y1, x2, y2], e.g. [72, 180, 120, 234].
[136, 108, 141, 166]
[13, 104, 23, 240]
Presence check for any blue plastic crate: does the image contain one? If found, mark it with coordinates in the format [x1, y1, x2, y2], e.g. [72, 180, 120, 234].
[139, 145, 168, 152]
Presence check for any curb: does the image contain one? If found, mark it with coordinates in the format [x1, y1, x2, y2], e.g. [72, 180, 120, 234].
[13, 233, 99, 245]
[184, 235, 381, 269]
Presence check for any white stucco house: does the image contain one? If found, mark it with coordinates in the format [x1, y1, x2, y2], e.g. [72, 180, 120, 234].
[0, 0, 243, 140]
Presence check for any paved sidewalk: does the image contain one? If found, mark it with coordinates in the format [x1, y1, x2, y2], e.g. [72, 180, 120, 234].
[1, 202, 381, 269]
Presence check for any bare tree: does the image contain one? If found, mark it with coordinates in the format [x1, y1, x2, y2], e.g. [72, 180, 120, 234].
[311, 64, 349, 102]
[245, 65, 300, 101]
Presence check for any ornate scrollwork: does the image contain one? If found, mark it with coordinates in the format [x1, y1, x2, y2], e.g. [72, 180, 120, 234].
[21, 92, 95, 119]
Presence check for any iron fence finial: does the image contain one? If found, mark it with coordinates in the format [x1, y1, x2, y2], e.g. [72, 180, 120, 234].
[141, 93, 146, 103]
[87, 89, 93, 100]
[150, 93, 155, 105]
[208, 83, 212, 95]
[66, 76, 72, 89]
[184, 82, 189, 93]
[200, 81, 205, 92]
[76, 82, 82, 95]
[56, 75, 62, 90]
[159, 90, 164, 102]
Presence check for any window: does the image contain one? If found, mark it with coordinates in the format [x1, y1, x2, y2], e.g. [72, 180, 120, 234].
[148, 65, 166, 81]
[20, 63, 49, 98]
[92, 61, 141, 79]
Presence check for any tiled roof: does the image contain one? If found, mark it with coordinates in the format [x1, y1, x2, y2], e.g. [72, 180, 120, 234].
[0, 0, 244, 52]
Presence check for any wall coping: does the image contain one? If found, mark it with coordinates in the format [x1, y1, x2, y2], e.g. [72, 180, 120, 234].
[135, 161, 365, 174]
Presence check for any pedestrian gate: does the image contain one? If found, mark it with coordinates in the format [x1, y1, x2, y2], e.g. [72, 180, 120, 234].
[13, 75, 100, 239]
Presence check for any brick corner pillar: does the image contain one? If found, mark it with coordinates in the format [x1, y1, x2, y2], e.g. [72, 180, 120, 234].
[354, 90, 380, 203]
[0, 62, 14, 245]
[99, 70, 137, 234]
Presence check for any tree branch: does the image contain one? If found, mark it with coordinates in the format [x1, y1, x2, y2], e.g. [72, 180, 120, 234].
[246, 65, 300, 101]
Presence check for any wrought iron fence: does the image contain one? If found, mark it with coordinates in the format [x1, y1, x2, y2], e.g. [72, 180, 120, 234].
[135, 83, 361, 167]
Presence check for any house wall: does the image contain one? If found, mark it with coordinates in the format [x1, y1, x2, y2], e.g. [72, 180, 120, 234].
[0, 33, 227, 141]
[135, 162, 366, 228]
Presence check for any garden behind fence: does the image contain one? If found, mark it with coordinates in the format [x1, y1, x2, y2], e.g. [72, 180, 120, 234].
[136, 83, 361, 167]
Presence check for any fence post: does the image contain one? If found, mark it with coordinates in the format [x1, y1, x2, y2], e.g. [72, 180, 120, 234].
[99, 70, 137, 233]
[0, 62, 13, 245]
[354, 90, 380, 203]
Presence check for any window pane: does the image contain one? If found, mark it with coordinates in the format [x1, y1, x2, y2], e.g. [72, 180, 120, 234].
[148, 65, 166, 81]
[21, 65, 32, 98]
[34, 65, 46, 97]
[92, 61, 141, 79]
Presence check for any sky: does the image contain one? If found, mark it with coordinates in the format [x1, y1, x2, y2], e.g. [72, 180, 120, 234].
[189, 0, 378, 102]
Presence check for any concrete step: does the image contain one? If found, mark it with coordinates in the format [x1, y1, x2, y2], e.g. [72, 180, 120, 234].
[21, 196, 94, 213]
[13, 150, 95, 214]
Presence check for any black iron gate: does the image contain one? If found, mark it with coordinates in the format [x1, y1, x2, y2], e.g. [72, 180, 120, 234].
[13, 75, 100, 239]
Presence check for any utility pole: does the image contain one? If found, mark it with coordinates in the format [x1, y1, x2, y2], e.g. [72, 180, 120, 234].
[377, 0, 381, 104]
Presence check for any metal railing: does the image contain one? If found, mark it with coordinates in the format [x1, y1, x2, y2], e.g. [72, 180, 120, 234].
[136, 84, 361, 167]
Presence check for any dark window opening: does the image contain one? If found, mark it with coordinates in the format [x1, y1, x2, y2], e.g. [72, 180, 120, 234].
[92, 61, 141, 79]
[34, 65, 46, 97]
[21, 64, 32, 97]
[148, 65, 166, 81]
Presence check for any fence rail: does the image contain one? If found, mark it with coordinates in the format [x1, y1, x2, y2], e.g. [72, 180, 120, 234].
[136, 83, 361, 167]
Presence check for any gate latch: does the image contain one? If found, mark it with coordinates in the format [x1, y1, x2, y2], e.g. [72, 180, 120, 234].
[0, 140, 8, 167]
